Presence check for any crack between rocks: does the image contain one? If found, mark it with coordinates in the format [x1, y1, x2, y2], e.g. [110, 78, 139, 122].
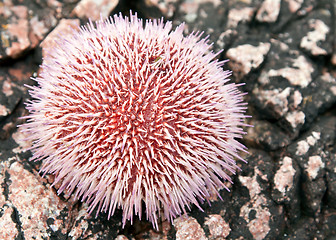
[3, 170, 25, 239]
[63, 204, 83, 240]
[12, 206, 25, 240]
[2, 170, 10, 201]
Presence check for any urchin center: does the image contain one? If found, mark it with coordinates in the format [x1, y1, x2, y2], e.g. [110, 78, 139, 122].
[58, 53, 172, 167]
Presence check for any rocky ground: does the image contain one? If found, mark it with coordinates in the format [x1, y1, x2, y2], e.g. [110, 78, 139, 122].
[0, 0, 335, 239]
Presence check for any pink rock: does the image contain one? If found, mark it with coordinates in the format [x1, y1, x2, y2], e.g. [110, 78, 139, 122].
[173, 215, 207, 240]
[0, 205, 19, 239]
[72, 0, 119, 21]
[6, 160, 72, 239]
[204, 215, 231, 239]
[40, 19, 80, 60]
[227, 7, 254, 28]
[1, 6, 30, 59]
[300, 19, 330, 56]
[143, 0, 178, 18]
[256, 0, 281, 23]
[284, 0, 304, 13]
[227, 42, 271, 79]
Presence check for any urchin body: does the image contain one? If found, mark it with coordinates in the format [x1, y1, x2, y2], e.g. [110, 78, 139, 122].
[21, 13, 248, 229]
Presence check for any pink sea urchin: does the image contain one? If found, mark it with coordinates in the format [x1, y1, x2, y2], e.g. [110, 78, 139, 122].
[21, 13, 248, 229]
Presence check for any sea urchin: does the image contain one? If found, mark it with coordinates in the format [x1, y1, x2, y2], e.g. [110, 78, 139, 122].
[21, 13, 248, 229]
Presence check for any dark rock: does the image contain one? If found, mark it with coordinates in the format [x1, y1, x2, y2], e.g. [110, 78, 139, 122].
[251, 38, 336, 138]
[326, 153, 336, 208]
[320, 209, 336, 239]
[287, 117, 336, 218]
[245, 119, 291, 151]
[170, 0, 230, 53]
[228, 150, 285, 240]
[279, 1, 332, 56]
[284, 217, 318, 240]
[0, 56, 39, 140]
[136, 0, 178, 19]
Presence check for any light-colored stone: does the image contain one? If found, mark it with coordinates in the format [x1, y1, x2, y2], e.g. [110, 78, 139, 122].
[305, 156, 325, 180]
[40, 19, 81, 60]
[6, 160, 71, 239]
[260, 56, 314, 88]
[227, 42, 271, 78]
[173, 215, 207, 240]
[240, 195, 271, 240]
[284, 0, 304, 13]
[227, 7, 254, 28]
[285, 110, 305, 129]
[0, 204, 19, 239]
[274, 156, 296, 195]
[300, 19, 330, 55]
[72, 0, 119, 21]
[204, 214, 231, 239]
[256, 0, 281, 22]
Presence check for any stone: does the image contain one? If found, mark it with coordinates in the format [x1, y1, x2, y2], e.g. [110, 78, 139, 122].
[227, 41, 271, 80]
[0, 0, 78, 59]
[173, 215, 207, 240]
[256, 0, 281, 23]
[287, 117, 336, 217]
[40, 19, 81, 60]
[72, 0, 119, 21]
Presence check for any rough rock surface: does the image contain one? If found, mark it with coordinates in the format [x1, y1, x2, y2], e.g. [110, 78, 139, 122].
[1, 0, 336, 239]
